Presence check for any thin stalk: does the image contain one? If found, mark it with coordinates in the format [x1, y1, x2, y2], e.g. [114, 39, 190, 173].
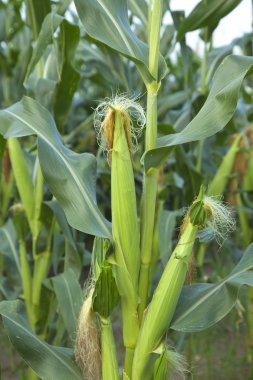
[200, 28, 208, 94]
[33, 161, 43, 241]
[150, 199, 164, 282]
[197, 27, 208, 172]
[138, 0, 163, 322]
[197, 243, 207, 268]
[32, 218, 55, 324]
[196, 139, 204, 173]
[19, 237, 34, 329]
[100, 317, 120, 380]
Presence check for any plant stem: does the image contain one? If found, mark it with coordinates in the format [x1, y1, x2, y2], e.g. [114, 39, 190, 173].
[200, 28, 208, 94]
[19, 237, 34, 329]
[100, 317, 120, 380]
[138, 0, 163, 322]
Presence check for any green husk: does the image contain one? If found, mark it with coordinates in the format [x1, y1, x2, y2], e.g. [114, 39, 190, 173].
[132, 188, 224, 379]
[111, 110, 140, 376]
[132, 219, 198, 379]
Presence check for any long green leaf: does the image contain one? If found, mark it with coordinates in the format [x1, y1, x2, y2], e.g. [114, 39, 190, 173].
[144, 55, 253, 171]
[52, 269, 83, 338]
[171, 244, 253, 332]
[0, 300, 83, 380]
[0, 96, 111, 238]
[73, 0, 167, 83]
[177, 0, 242, 41]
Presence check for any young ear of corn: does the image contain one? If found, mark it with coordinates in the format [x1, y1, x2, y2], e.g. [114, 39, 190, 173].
[93, 97, 144, 378]
[132, 187, 234, 379]
[110, 107, 140, 377]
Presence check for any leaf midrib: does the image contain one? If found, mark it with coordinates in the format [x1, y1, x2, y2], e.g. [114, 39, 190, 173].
[5, 109, 111, 238]
[96, 0, 135, 56]
[3, 314, 81, 378]
[172, 264, 253, 326]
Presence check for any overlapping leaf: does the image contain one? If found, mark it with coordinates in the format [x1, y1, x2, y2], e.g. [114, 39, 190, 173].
[0, 96, 111, 238]
[171, 244, 253, 332]
[144, 55, 253, 171]
[0, 300, 83, 380]
[177, 0, 242, 41]
[73, 0, 167, 83]
[52, 269, 83, 338]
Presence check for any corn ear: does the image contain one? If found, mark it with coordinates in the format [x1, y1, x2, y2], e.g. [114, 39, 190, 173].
[132, 218, 198, 379]
[111, 109, 140, 345]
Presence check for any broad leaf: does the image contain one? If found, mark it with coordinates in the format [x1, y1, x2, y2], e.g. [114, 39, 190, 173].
[177, 0, 242, 41]
[144, 55, 253, 171]
[73, 0, 167, 83]
[171, 244, 253, 332]
[52, 269, 83, 338]
[0, 300, 83, 380]
[0, 96, 111, 238]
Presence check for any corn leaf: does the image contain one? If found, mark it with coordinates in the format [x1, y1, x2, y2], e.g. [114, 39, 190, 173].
[52, 269, 83, 338]
[73, 0, 167, 83]
[25, 0, 51, 36]
[0, 96, 111, 238]
[0, 300, 83, 380]
[177, 0, 242, 41]
[144, 55, 253, 171]
[171, 244, 253, 332]
[25, 13, 63, 80]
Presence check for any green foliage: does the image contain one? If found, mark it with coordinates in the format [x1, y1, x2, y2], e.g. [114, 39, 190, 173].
[0, 0, 253, 379]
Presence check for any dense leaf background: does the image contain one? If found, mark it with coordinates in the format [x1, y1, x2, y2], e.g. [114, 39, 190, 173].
[0, 0, 253, 379]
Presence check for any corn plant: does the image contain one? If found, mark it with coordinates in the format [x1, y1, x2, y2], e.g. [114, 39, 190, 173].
[1, 1, 253, 380]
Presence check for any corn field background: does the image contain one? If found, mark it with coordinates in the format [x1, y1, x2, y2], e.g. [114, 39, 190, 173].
[0, 0, 253, 379]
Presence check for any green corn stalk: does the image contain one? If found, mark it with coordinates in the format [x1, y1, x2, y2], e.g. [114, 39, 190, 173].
[132, 188, 208, 379]
[100, 316, 119, 380]
[138, 0, 164, 323]
[12, 204, 34, 328]
[8, 138, 35, 232]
